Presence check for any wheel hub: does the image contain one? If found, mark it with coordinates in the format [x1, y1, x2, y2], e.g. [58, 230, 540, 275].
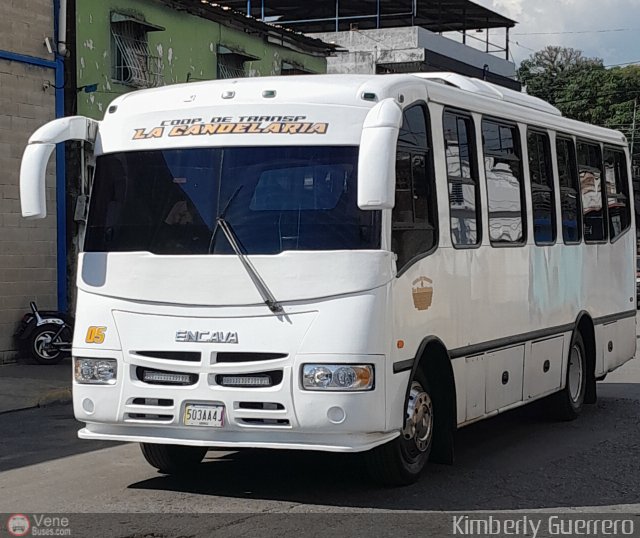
[402, 382, 433, 453]
[35, 332, 58, 359]
[568, 344, 583, 403]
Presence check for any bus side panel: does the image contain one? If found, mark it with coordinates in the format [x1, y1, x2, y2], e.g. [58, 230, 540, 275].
[524, 336, 564, 399]
[463, 355, 484, 421]
[600, 317, 636, 374]
[485, 345, 524, 412]
[589, 231, 636, 376]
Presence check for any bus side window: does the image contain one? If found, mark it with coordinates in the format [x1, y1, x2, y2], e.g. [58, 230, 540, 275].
[481, 119, 526, 245]
[603, 148, 631, 241]
[444, 110, 480, 247]
[577, 141, 606, 242]
[392, 104, 437, 271]
[527, 130, 556, 244]
[556, 137, 582, 244]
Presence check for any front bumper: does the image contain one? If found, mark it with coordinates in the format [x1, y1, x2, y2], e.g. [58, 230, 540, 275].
[78, 424, 398, 452]
[73, 352, 393, 452]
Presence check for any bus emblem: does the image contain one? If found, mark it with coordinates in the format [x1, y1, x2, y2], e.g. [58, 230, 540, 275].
[175, 331, 239, 344]
[412, 277, 433, 311]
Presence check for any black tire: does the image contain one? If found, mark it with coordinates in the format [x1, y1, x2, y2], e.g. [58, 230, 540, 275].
[27, 324, 68, 365]
[140, 443, 208, 474]
[552, 331, 587, 421]
[365, 369, 433, 486]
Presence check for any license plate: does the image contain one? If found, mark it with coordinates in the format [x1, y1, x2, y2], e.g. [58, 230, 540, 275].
[183, 404, 224, 427]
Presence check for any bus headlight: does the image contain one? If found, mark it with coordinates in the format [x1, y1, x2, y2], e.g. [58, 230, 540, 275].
[302, 364, 374, 391]
[74, 358, 117, 385]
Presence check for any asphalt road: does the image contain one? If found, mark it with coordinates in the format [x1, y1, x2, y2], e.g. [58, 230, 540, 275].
[1, 357, 639, 536]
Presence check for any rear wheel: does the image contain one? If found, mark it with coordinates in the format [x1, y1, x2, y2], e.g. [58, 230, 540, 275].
[140, 443, 208, 474]
[28, 324, 67, 365]
[365, 370, 433, 486]
[553, 331, 587, 421]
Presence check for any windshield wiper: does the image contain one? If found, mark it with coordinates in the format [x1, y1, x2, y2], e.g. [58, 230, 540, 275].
[216, 217, 284, 315]
[208, 185, 243, 254]
[209, 185, 283, 314]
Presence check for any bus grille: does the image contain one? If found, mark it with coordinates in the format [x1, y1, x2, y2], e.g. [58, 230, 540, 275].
[124, 397, 176, 424]
[133, 351, 201, 362]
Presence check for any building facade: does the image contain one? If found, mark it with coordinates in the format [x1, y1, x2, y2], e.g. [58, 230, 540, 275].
[0, 1, 63, 362]
[310, 26, 518, 89]
[73, 0, 332, 119]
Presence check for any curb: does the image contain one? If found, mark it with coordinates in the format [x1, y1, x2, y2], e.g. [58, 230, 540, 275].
[37, 388, 72, 408]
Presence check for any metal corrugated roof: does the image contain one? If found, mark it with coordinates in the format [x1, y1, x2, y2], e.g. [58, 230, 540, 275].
[216, 0, 516, 33]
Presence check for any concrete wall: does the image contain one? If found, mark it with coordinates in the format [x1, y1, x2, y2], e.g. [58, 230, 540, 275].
[0, 2, 58, 362]
[0, 0, 57, 59]
[312, 27, 516, 79]
[76, 0, 328, 119]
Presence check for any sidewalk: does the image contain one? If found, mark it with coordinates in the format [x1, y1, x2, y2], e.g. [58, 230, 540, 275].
[0, 359, 72, 414]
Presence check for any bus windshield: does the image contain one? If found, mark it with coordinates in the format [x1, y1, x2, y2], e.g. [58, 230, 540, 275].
[84, 146, 381, 255]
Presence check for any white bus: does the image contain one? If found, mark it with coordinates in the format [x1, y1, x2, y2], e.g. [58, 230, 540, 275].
[20, 73, 636, 485]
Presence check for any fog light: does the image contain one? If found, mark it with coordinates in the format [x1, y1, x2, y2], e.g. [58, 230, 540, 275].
[82, 398, 95, 414]
[74, 358, 117, 385]
[302, 364, 374, 391]
[327, 406, 346, 424]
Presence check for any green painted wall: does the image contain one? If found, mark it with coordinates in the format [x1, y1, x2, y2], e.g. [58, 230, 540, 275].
[76, 0, 327, 119]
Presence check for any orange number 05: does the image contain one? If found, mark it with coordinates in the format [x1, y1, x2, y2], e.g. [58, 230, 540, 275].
[85, 326, 106, 344]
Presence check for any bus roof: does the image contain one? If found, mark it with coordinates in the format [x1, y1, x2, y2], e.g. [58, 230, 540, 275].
[104, 73, 627, 147]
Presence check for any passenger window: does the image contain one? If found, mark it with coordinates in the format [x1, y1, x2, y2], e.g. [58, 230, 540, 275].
[577, 142, 606, 242]
[482, 120, 526, 244]
[392, 104, 437, 270]
[527, 130, 556, 244]
[603, 148, 631, 241]
[556, 137, 582, 244]
[444, 110, 480, 247]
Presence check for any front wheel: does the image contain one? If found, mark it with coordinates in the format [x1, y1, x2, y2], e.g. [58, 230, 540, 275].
[140, 443, 208, 474]
[364, 370, 434, 486]
[28, 324, 68, 365]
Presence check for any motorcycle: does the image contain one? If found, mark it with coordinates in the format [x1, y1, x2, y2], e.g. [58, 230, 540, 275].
[14, 302, 74, 365]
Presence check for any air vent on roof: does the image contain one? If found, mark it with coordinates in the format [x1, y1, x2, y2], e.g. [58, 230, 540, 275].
[413, 72, 562, 117]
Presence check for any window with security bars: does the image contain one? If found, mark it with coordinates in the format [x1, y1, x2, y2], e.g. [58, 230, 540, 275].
[281, 62, 312, 76]
[217, 46, 255, 79]
[217, 54, 245, 79]
[111, 19, 161, 88]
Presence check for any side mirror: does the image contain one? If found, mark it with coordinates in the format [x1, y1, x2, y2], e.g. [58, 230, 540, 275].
[357, 98, 402, 210]
[20, 116, 98, 219]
